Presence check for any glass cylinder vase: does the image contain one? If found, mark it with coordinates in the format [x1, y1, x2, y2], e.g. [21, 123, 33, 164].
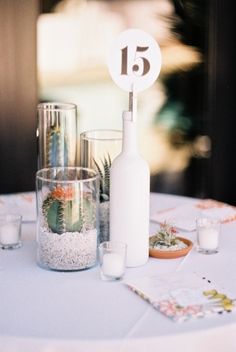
[36, 167, 99, 271]
[37, 102, 78, 169]
[80, 130, 122, 243]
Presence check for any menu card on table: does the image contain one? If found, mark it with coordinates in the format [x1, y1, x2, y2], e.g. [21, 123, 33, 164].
[151, 199, 236, 231]
[126, 272, 235, 322]
[0, 192, 36, 222]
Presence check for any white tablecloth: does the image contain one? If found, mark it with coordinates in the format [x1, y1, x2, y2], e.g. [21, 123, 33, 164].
[0, 193, 236, 352]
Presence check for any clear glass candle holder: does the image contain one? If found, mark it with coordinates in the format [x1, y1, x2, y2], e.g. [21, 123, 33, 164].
[196, 217, 221, 254]
[37, 102, 78, 169]
[36, 167, 99, 271]
[99, 241, 127, 281]
[80, 130, 122, 243]
[0, 214, 22, 249]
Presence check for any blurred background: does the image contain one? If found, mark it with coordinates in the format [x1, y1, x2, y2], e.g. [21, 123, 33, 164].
[0, 0, 235, 205]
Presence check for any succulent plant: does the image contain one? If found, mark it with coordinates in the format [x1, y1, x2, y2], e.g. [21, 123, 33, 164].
[42, 186, 96, 234]
[93, 154, 111, 202]
[46, 126, 68, 167]
[149, 223, 179, 248]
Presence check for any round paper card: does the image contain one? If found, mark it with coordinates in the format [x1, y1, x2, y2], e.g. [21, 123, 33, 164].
[108, 28, 162, 92]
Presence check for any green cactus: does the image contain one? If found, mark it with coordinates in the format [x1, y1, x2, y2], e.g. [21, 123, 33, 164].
[46, 126, 68, 167]
[93, 154, 111, 202]
[42, 187, 96, 234]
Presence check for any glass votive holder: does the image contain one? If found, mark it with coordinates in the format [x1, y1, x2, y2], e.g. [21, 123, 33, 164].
[0, 214, 22, 249]
[196, 217, 220, 254]
[99, 241, 127, 281]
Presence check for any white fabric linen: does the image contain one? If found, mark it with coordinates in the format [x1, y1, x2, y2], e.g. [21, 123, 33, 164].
[150, 198, 236, 231]
[0, 193, 236, 351]
[0, 192, 36, 222]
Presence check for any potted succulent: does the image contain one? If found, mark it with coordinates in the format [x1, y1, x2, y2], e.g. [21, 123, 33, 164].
[149, 223, 193, 259]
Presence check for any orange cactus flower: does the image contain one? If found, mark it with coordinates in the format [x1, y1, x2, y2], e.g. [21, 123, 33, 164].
[51, 186, 74, 200]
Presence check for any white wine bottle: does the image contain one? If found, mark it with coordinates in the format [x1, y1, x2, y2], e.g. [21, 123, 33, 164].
[110, 110, 150, 267]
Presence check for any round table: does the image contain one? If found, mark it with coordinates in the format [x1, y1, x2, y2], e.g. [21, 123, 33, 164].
[0, 193, 236, 352]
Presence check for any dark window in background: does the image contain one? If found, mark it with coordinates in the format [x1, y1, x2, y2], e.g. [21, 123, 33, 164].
[0, 1, 38, 194]
[207, 0, 236, 205]
[0, 0, 231, 203]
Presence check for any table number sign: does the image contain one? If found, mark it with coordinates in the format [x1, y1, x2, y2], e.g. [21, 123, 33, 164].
[108, 28, 162, 92]
[109, 29, 162, 267]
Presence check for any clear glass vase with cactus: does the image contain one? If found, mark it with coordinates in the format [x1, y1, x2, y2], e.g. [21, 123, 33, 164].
[36, 167, 99, 271]
[80, 130, 122, 244]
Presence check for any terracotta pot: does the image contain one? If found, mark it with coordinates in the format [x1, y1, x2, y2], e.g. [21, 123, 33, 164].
[149, 237, 193, 259]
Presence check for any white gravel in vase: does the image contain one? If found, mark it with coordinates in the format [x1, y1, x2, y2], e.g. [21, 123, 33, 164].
[38, 227, 97, 271]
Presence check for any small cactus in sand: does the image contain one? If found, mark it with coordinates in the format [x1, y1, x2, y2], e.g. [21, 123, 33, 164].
[42, 186, 96, 234]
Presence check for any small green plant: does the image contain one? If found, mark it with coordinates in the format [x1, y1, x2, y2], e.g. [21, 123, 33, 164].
[93, 154, 111, 202]
[149, 223, 179, 248]
[42, 186, 95, 234]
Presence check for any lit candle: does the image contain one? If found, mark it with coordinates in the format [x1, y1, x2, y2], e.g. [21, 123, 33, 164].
[0, 223, 19, 245]
[198, 228, 219, 250]
[102, 252, 125, 278]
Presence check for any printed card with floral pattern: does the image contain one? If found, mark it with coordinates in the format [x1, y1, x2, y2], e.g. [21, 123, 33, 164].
[126, 272, 235, 322]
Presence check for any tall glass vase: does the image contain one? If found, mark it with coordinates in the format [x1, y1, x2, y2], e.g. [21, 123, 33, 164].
[37, 102, 78, 169]
[36, 167, 99, 271]
[80, 130, 122, 243]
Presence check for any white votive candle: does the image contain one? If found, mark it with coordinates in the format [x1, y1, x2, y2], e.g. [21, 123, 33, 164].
[0, 223, 19, 245]
[196, 217, 220, 254]
[198, 228, 219, 250]
[0, 214, 22, 249]
[102, 252, 125, 278]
